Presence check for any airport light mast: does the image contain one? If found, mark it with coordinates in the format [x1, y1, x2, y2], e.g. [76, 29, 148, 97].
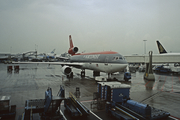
[143, 40, 147, 54]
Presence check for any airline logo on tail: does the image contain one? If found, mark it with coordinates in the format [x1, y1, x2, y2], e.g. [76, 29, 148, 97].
[156, 41, 167, 54]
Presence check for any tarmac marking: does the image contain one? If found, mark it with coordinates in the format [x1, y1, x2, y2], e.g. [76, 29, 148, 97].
[161, 76, 167, 91]
[169, 91, 180, 96]
[144, 80, 150, 87]
[169, 115, 180, 120]
[150, 76, 160, 89]
[172, 76, 174, 92]
[60, 110, 67, 120]
[90, 110, 103, 120]
[152, 81, 158, 89]
[81, 99, 93, 103]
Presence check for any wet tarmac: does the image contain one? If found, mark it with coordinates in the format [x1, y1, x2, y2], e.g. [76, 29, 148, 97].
[0, 63, 180, 120]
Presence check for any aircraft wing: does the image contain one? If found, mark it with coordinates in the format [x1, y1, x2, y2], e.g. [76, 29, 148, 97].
[12, 61, 83, 68]
[55, 56, 70, 60]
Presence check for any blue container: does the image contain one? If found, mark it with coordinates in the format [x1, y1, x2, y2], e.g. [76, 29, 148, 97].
[124, 100, 151, 119]
[98, 82, 131, 103]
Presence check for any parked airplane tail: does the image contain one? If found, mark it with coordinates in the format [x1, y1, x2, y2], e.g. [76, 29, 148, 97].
[51, 49, 56, 54]
[69, 35, 74, 48]
[156, 41, 167, 54]
[68, 35, 78, 55]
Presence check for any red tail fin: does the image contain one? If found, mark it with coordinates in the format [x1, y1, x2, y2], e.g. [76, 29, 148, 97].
[68, 35, 79, 55]
[69, 35, 74, 48]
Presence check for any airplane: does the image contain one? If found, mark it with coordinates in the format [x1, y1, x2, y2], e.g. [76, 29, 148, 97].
[0, 53, 11, 63]
[29, 49, 56, 62]
[13, 35, 128, 80]
[156, 40, 180, 71]
[28, 53, 46, 62]
[0, 53, 21, 63]
[46, 49, 56, 59]
[156, 40, 180, 55]
[60, 35, 128, 78]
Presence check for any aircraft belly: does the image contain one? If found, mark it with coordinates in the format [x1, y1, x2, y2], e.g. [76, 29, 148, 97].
[82, 63, 103, 71]
[104, 64, 127, 73]
[82, 63, 127, 73]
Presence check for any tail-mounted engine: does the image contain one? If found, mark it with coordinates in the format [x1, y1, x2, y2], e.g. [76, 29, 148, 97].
[68, 47, 78, 55]
[68, 35, 78, 55]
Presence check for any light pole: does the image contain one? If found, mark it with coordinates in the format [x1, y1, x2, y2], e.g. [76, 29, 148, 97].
[143, 40, 147, 54]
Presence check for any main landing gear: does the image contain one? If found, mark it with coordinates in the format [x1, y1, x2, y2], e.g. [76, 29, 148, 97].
[81, 70, 85, 78]
[93, 71, 100, 76]
[81, 70, 100, 78]
[67, 72, 73, 78]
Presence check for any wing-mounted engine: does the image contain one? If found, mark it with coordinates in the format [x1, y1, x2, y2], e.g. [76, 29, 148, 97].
[68, 47, 78, 55]
[61, 65, 72, 75]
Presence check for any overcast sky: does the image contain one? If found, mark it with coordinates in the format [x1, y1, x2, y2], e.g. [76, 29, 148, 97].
[0, 0, 180, 55]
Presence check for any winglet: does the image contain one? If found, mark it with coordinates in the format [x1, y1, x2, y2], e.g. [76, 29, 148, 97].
[156, 41, 167, 54]
[69, 35, 74, 48]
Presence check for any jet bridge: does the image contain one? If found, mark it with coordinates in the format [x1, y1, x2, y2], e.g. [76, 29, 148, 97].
[125, 51, 180, 80]
[125, 54, 180, 64]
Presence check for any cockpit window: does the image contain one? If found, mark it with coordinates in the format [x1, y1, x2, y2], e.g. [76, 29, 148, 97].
[113, 56, 118, 60]
[113, 56, 125, 61]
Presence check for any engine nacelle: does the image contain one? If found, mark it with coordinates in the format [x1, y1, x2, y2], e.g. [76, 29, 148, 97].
[61, 65, 72, 75]
[68, 47, 78, 55]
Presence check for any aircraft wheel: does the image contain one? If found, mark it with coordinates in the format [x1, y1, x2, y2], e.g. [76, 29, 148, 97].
[70, 72, 73, 78]
[81, 71, 85, 77]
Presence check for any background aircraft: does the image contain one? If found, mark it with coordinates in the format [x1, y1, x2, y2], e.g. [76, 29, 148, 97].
[156, 40, 180, 71]
[14, 35, 128, 80]
[45, 49, 56, 59]
[0, 53, 11, 62]
[156, 41, 180, 55]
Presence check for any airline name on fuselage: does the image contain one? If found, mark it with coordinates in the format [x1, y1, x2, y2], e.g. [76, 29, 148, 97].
[83, 54, 100, 59]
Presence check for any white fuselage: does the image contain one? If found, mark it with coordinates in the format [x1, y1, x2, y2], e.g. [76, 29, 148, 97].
[81, 63, 128, 73]
[69, 52, 128, 73]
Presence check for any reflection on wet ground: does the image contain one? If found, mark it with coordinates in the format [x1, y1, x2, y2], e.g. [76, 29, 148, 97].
[0, 64, 180, 119]
[144, 79, 155, 90]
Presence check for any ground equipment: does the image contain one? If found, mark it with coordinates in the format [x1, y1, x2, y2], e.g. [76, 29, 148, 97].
[124, 72, 131, 81]
[19, 86, 66, 120]
[64, 92, 90, 117]
[97, 82, 170, 120]
[154, 65, 171, 73]
[0, 96, 16, 119]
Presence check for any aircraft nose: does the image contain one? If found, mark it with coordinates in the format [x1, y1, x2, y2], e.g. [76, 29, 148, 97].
[122, 58, 128, 64]
[122, 59, 128, 68]
[123, 63, 128, 68]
